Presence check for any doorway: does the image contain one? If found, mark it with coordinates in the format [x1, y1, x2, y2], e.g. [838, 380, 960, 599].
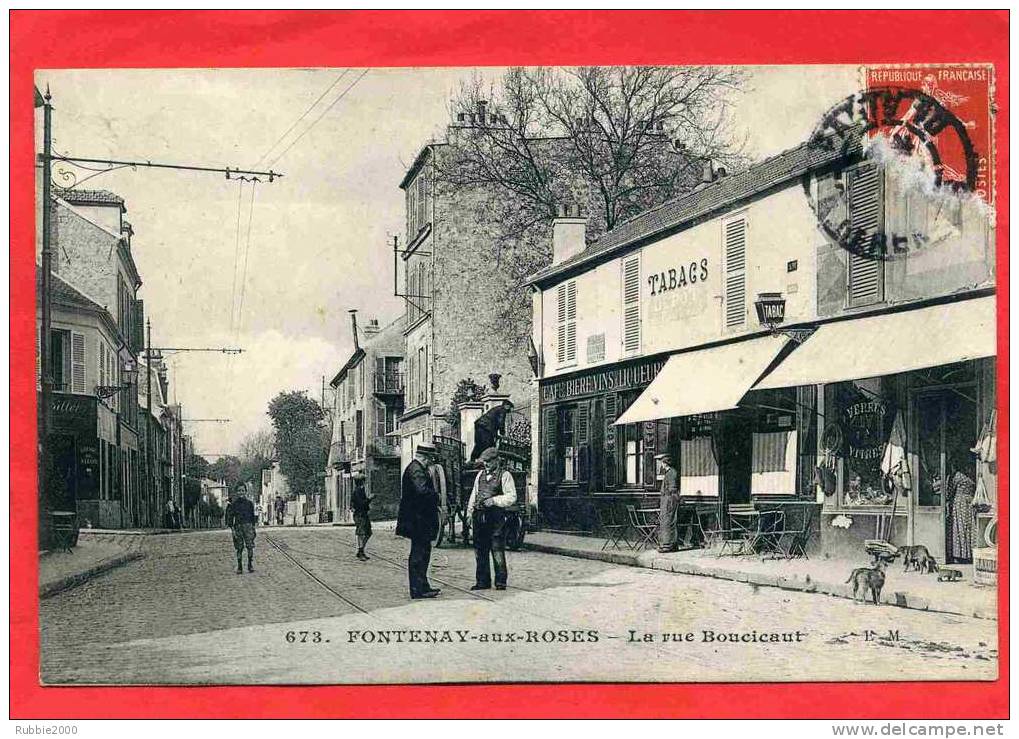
[719, 414, 752, 506]
[914, 385, 978, 563]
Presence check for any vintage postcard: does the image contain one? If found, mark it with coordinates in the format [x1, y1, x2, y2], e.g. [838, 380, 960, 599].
[13, 10, 1006, 719]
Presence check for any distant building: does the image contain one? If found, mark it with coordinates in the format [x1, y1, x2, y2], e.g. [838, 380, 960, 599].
[325, 314, 405, 521]
[260, 461, 290, 525]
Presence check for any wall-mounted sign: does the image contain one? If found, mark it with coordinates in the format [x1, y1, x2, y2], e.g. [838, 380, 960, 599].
[541, 357, 666, 403]
[648, 258, 709, 296]
[754, 292, 787, 326]
[845, 400, 888, 462]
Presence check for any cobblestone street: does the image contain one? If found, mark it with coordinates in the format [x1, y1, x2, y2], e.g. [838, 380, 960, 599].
[40, 527, 998, 684]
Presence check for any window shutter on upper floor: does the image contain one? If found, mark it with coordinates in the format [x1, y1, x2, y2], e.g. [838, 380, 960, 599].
[847, 164, 885, 306]
[417, 174, 428, 230]
[723, 218, 747, 328]
[99, 341, 106, 391]
[556, 281, 578, 365]
[71, 332, 86, 394]
[622, 255, 641, 353]
[407, 182, 417, 238]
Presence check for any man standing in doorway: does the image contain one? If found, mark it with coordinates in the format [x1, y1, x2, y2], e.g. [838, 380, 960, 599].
[656, 453, 680, 553]
[397, 444, 441, 599]
[466, 447, 517, 590]
[224, 488, 257, 574]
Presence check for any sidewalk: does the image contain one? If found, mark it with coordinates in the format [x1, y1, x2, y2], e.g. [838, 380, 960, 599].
[39, 533, 145, 599]
[524, 531, 997, 621]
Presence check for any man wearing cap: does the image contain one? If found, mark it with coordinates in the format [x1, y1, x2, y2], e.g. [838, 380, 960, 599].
[350, 472, 372, 561]
[466, 447, 517, 590]
[224, 488, 257, 574]
[396, 444, 441, 599]
[656, 453, 680, 553]
[470, 399, 514, 463]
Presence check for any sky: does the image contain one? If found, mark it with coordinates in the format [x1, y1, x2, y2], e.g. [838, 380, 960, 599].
[36, 65, 857, 458]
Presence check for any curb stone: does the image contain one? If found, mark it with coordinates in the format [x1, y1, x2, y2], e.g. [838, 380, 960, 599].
[40, 551, 145, 599]
[523, 541, 996, 621]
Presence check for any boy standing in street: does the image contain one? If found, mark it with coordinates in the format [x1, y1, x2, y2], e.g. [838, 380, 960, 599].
[224, 489, 257, 574]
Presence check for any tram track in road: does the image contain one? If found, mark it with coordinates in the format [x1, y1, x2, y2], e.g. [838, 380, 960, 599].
[264, 534, 370, 614]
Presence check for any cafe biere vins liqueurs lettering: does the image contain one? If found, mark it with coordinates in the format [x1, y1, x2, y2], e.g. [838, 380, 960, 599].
[541, 358, 667, 403]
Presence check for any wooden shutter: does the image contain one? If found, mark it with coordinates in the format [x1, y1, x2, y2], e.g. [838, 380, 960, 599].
[556, 284, 567, 364]
[417, 174, 427, 229]
[375, 401, 386, 440]
[407, 182, 417, 238]
[565, 281, 577, 362]
[642, 421, 657, 489]
[622, 255, 641, 353]
[576, 401, 590, 487]
[71, 332, 86, 393]
[603, 394, 617, 489]
[847, 164, 885, 306]
[723, 218, 747, 328]
[99, 342, 106, 391]
[542, 407, 559, 487]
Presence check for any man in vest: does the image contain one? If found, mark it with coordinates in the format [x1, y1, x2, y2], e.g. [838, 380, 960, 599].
[396, 444, 441, 599]
[466, 446, 517, 590]
[224, 488, 257, 574]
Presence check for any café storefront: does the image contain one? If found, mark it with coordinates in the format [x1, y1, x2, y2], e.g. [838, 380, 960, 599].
[538, 336, 820, 533]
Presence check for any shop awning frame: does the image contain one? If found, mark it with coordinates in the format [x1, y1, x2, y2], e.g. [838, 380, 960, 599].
[752, 295, 996, 391]
[613, 333, 792, 425]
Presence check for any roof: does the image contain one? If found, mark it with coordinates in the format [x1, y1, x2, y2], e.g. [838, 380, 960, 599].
[53, 188, 126, 212]
[528, 133, 862, 286]
[399, 144, 445, 190]
[329, 348, 365, 388]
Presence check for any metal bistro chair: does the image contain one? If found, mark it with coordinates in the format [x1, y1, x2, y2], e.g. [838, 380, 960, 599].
[626, 505, 660, 551]
[770, 506, 817, 560]
[719, 503, 758, 557]
[695, 507, 731, 552]
[597, 503, 632, 551]
[746, 508, 785, 559]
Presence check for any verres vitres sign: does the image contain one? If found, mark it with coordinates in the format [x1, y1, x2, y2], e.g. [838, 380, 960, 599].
[541, 357, 666, 403]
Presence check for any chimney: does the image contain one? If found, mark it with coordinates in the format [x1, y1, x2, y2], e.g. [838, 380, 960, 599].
[121, 220, 134, 248]
[348, 309, 359, 351]
[551, 203, 588, 266]
[477, 99, 488, 125]
[457, 112, 466, 123]
[363, 318, 381, 337]
[701, 160, 716, 184]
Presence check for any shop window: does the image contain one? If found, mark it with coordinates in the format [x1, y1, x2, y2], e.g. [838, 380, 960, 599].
[561, 406, 577, 482]
[623, 424, 642, 486]
[824, 378, 898, 508]
[749, 389, 798, 495]
[678, 414, 719, 497]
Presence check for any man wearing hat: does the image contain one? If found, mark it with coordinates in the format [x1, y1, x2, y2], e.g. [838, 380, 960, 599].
[656, 453, 680, 553]
[470, 399, 514, 463]
[466, 446, 517, 590]
[396, 444, 441, 599]
[224, 487, 257, 574]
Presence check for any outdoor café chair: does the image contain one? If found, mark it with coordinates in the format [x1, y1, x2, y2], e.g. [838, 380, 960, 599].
[720, 503, 758, 556]
[597, 503, 632, 551]
[769, 507, 816, 559]
[626, 505, 660, 551]
[744, 508, 785, 558]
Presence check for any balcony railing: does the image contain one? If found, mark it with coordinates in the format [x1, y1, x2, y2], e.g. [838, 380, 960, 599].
[374, 370, 404, 396]
[368, 438, 400, 458]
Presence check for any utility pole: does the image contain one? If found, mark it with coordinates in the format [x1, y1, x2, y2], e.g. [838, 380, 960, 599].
[37, 86, 53, 547]
[145, 318, 153, 527]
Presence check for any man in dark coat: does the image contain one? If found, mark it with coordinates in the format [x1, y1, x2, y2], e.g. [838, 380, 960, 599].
[351, 472, 372, 561]
[397, 444, 441, 599]
[224, 489, 257, 574]
[470, 399, 514, 462]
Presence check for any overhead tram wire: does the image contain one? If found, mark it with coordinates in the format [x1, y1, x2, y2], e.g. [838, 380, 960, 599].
[234, 180, 258, 338]
[266, 69, 370, 170]
[252, 69, 350, 169]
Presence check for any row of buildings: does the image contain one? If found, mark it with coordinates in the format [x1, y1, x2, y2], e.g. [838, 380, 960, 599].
[321, 100, 997, 567]
[36, 184, 194, 537]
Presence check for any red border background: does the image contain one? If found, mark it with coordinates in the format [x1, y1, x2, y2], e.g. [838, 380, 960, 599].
[9, 10, 1009, 719]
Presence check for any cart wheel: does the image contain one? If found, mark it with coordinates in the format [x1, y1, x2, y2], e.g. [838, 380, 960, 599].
[506, 514, 525, 551]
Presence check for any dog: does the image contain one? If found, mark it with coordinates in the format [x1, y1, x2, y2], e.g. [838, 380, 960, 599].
[846, 560, 887, 605]
[918, 553, 940, 574]
[899, 544, 933, 572]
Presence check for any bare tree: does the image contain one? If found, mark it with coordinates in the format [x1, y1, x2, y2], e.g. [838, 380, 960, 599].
[438, 66, 748, 239]
[240, 427, 276, 461]
[433, 66, 748, 348]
